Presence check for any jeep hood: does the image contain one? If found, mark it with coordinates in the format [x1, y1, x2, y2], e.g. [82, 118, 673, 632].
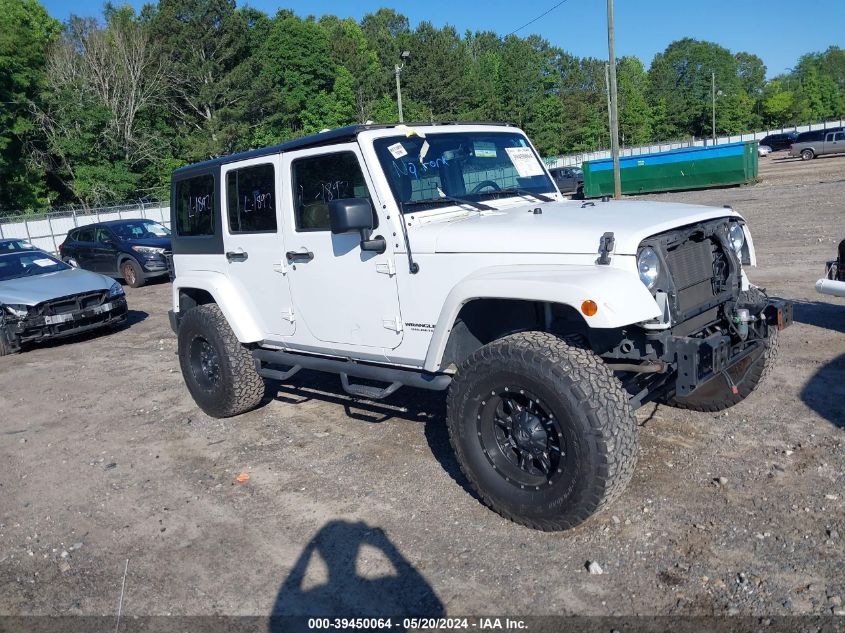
[409, 199, 741, 255]
[0, 268, 115, 306]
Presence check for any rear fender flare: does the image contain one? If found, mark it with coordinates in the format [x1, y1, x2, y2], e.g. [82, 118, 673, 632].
[172, 273, 263, 343]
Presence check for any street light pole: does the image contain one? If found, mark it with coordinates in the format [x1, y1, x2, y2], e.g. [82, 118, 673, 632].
[606, 0, 622, 199]
[395, 50, 410, 123]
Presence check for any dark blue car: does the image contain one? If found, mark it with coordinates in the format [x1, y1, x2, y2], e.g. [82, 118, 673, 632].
[59, 219, 171, 287]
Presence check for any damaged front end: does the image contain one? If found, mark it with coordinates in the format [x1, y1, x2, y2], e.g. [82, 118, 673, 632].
[590, 218, 793, 407]
[1, 290, 128, 353]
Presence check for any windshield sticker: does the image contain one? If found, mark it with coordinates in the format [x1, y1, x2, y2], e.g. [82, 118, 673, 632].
[33, 258, 56, 267]
[505, 147, 544, 178]
[419, 140, 431, 161]
[473, 141, 497, 158]
[387, 142, 408, 159]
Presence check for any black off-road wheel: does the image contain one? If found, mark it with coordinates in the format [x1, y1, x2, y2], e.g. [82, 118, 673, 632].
[446, 331, 638, 531]
[121, 259, 145, 288]
[661, 287, 780, 412]
[177, 304, 268, 418]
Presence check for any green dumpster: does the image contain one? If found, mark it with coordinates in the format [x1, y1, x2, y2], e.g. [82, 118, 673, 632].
[582, 141, 759, 197]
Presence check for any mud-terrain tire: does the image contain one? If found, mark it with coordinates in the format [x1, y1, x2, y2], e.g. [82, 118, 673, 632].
[177, 304, 267, 418]
[661, 287, 780, 412]
[121, 259, 145, 288]
[446, 331, 638, 531]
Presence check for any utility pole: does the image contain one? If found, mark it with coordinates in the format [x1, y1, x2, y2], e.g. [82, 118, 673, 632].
[711, 71, 716, 145]
[395, 50, 410, 123]
[606, 0, 621, 199]
[604, 64, 613, 148]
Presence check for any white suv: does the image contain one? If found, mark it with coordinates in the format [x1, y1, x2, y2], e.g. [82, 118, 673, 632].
[168, 123, 792, 531]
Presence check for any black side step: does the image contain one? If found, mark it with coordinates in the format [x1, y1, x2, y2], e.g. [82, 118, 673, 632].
[340, 374, 402, 400]
[252, 348, 452, 394]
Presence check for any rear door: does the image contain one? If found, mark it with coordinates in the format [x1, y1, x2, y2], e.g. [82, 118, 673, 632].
[827, 131, 845, 155]
[74, 227, 96, 269]
[221, 155, 296, 337]
[91, 227, 119, 273]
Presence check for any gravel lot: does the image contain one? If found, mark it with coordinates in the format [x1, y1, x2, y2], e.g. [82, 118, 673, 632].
[1, 154, 844, 619]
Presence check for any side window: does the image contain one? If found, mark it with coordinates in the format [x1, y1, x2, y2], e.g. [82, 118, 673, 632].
[226, 164, 277, 233]
[77, 228, 94, 242]
[175, 175, 215, 237]
[291, 152, 373, 231]
[95, 228, 112, 243]
[835, 132, 845, 141]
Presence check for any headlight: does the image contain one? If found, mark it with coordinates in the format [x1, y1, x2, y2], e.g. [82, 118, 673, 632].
[728, 223, 745, 254]
[637, 247, 660, 290]
[3, 304, 29, 318]
[108, 281, 125, 298]
[131, 245, 165, 254]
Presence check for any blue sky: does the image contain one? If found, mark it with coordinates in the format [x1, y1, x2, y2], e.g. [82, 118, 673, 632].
[40, 0, 845, 77]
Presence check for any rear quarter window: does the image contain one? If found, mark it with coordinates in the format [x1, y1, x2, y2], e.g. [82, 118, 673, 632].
[175, 175, 215, 237]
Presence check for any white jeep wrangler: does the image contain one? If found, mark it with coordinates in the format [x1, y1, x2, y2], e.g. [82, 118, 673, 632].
[168, 123, 792, 531]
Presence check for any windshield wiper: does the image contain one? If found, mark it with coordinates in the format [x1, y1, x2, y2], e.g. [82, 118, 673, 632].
[485, 187, 554, 203]
[402, 195, 493, 211]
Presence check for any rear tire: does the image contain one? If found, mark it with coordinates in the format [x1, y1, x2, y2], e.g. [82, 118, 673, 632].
[446, 331, 638, 531]
[177, 304, 267, 418]
[801, 148, 815, 161]
[660, 287, 780, 412]
[121, 259, 145, 288]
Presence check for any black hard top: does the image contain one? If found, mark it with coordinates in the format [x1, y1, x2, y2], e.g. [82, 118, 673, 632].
[172, 121, 514, 177]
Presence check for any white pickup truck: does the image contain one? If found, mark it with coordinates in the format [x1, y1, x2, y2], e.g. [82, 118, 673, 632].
[168, 122, 792, 531]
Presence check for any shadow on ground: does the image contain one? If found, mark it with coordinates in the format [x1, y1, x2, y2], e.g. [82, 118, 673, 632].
[269, 520, 444, 631]
[792, 299, 845, 334]
[271, 371, 474, 496]
[800, 351, 845, 429]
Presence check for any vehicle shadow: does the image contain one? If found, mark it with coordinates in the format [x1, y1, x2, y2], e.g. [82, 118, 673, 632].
[791, 299, 845, 334]
[800, 351, 845, 429]
[268, 520, 444, 632]
[271, 371, 474, 498]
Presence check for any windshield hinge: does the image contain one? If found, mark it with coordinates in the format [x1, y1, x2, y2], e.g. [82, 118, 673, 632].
[281, 309, 295, 323]
[382, 316, 403, 333]
[597, 232, 615, 265]
[375, 259, 396, 276]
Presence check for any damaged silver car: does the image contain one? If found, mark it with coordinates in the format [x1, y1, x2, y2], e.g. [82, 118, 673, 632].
[0, 250, 128, 355]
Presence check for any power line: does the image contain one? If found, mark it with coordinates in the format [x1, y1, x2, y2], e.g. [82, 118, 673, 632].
[503, 0, 573, 38]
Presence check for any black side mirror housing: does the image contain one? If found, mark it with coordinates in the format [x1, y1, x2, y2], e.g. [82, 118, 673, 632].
[329, 198, 374, 234]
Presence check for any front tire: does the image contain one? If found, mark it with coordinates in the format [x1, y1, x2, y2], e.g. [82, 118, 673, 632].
[177, 304, 268, 418]
[446, 332, 638, 531]
[121, 259, 145, 288]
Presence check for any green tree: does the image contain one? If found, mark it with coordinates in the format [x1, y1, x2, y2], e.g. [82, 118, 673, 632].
[616, 56, 652, 145]
[0, 0, 59, 213]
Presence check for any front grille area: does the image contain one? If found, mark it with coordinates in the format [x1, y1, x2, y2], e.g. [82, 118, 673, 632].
[665, 236, 730, 317]
[31, 291, 109, 317]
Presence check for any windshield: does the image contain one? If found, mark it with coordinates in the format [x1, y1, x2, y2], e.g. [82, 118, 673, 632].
[0, 251, 69, 281]
[374, 131, 555, 212]
[112, 221, 171, 240]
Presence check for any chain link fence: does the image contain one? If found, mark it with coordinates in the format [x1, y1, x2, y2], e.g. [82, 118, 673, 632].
[0, 201, 170, 254]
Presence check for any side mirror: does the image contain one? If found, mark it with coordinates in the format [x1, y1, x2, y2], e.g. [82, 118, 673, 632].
[328, 198, 374, 234]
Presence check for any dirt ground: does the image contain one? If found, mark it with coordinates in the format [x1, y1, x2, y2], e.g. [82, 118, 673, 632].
[1, 154, 844, 620]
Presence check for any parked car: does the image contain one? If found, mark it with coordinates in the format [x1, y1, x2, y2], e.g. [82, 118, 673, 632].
[790, 127, 845, 160]
[549, 166, 584, 194]
[758, 144, 772, 157]
[0, 238, 37, 252]
[816, 238, 845, 298]
[59, 219, 172, 287]
[168, 122, 792, 531]
[0, 250, 127, 355]
[759, 132, 798, 152]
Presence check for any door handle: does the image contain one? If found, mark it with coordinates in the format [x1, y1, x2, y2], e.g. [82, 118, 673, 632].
[226, 250, 248, 262]
[286, 249, 314, 263]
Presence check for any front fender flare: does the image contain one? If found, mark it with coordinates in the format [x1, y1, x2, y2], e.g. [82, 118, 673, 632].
[172, 272, 263, 343]
[423, 265, 661, 371]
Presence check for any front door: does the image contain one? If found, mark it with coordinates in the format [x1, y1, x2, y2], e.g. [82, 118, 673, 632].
[221, 155, 295, 337]
[281, 144, 403, 350]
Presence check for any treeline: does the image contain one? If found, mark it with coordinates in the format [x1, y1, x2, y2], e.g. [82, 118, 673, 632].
[1, 0, 844, 214]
